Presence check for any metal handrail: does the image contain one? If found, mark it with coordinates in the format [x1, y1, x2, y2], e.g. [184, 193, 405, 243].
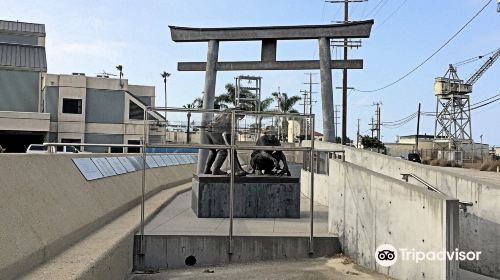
[401, 173, 473, 211]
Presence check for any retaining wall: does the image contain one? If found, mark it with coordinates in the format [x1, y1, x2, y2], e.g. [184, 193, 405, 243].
[304, 141, 500, 278]
[0, 153, 195, 280]
[301, 158, 459, 279]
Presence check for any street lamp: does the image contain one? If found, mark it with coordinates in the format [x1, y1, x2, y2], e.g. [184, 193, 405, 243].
[161, 71, 171, 139]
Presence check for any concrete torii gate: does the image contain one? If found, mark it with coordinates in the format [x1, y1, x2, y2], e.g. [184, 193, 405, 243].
[169, 20, 373, 173]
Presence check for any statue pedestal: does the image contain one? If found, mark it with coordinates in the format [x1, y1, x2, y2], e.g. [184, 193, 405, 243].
[191, 174, 300, 218]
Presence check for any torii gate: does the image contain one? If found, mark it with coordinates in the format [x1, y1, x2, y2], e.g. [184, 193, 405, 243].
[169, 20, 373, 173]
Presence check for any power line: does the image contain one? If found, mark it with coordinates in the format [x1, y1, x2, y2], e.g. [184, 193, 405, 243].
[381, 111, 417, 124]
[373, 0, 409, 31]
[354, 0, 494, 93]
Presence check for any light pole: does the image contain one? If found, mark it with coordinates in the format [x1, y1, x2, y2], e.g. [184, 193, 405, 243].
[161, 71, 171, 142]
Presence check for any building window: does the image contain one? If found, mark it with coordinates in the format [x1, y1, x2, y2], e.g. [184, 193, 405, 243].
[128, 140, 141, 153]
[129, 100, 144, 120]
[62, 98, 82, 114]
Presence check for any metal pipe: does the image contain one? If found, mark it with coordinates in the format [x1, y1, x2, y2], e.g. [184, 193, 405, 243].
[139, 109, 148, 255]
[228, 110, 236, 254]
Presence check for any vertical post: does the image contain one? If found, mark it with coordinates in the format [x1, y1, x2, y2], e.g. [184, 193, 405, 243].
[341, 0, 349, 145]
[416, 103, 421, 153]
[309, 114, 315, 254]
[139, 108, 148, 255]
[318, 37, 334, 142]
[357, 118, 360, 148]
[228, 110, 235, 254]
[197, 40, 219, 174]
[371, 117, 374, 138]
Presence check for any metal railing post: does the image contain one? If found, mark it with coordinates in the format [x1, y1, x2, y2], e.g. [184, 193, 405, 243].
[229, 110, 235, 254]
[309, 115, 315, 254]
[139, 108, 148, 255]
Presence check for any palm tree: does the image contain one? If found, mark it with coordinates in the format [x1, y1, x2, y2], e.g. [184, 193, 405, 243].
[271, 92, 301, 141]
[182, 103, 194, 143]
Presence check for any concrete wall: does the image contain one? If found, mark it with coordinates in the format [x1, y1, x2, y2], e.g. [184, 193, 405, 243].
[0, 153, 195, 280]
[301, 157, 459, 279]
[305, 141, 500, 278]
[0, 69, 40, 112]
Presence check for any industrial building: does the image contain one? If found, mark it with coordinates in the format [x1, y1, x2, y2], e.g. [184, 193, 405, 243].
[0, 20, 163, 153]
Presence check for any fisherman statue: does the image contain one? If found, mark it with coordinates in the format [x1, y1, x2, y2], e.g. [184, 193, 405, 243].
[250, 126, 291, 176]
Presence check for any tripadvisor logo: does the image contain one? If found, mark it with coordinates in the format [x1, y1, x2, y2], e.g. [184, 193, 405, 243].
[375, 244, 398, 267]
[375, 244, 481, 267]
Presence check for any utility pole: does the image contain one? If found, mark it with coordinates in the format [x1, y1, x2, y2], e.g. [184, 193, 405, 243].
[327, 0, 366, 145]
[300, 89, 309, 140]
[303, 73, 318, 140]
[357, 118, 360, 148]
[333, 105, 341, 141]
[373, 102, 382, 141]
[415, 103, 421, 153]
[371, 117, 374, 138]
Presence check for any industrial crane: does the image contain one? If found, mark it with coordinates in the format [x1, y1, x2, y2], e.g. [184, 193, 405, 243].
[433, 49, 499, 156]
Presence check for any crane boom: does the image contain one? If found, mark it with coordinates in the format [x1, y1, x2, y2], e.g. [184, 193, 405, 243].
[466, 49, 500, 85]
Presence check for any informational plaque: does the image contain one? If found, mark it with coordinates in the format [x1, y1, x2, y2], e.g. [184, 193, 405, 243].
[72, 158, 103, 181]
[105, 157, 127, 175]
[168, 154, 180, 165]
[117, 157, 136, 172]
[145, 156, 159, 168]
[175, 154, 188, 165]
[91, 158, 117, 177]
[189, 154, 197, 163]
[161, 155, 175, 166]
[153, 155, 167, 167]
[127, 156, 147, 170]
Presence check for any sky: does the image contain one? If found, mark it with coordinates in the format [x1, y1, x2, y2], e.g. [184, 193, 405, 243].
[1, 0, 499, 145]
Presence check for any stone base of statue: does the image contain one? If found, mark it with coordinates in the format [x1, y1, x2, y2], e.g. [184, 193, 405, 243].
[191, 174, 300, 218]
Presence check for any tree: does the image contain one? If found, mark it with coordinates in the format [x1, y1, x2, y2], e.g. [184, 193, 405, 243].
[335, 136, 353, 145]
[361, 135, 385, 151]
[271, 92, 301, 141]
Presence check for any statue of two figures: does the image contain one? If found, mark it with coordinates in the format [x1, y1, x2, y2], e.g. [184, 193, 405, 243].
[203, 109, 291, 177]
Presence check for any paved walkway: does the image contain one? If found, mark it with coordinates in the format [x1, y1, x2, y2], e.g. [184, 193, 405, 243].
[130, 256, 392, 280]
[142, 191, 330, 237]
[446, 166, 500, 187]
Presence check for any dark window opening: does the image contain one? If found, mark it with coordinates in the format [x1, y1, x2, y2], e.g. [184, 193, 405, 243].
[62, 98, 82, 114]
[128, 140, 141, 153]
[129, 101, 144, 120]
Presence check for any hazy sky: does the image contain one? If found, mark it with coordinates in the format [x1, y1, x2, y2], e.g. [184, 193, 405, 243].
[2, 0, 499, 145]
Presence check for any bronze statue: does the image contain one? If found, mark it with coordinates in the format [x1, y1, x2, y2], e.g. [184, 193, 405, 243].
[250, 126, 291, 176]
[203, 108, 247, 176]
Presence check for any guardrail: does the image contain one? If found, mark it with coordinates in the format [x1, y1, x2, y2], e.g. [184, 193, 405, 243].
[401, 173, 473, 211]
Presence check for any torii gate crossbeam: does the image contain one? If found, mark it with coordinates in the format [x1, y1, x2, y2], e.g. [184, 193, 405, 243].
[169, 20, 374, 173]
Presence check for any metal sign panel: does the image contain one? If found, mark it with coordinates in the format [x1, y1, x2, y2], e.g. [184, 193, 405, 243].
[145, 156, 159, 168]
[153, 155, 167, 167]
[117, 157, 136, 172]
[127, 156, 147, 170]
[161, 155, 175, 166]
[105, 157, 127, 175]
[175, 154, 188, 164]
[168, 154, 180, 165]
[91, 158, 117, 177]
[72, 158, 103, 181]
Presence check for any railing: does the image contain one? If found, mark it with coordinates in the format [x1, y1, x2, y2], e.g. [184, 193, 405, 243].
[401, 173, 473, 211]
[145, 107, 317, 255]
